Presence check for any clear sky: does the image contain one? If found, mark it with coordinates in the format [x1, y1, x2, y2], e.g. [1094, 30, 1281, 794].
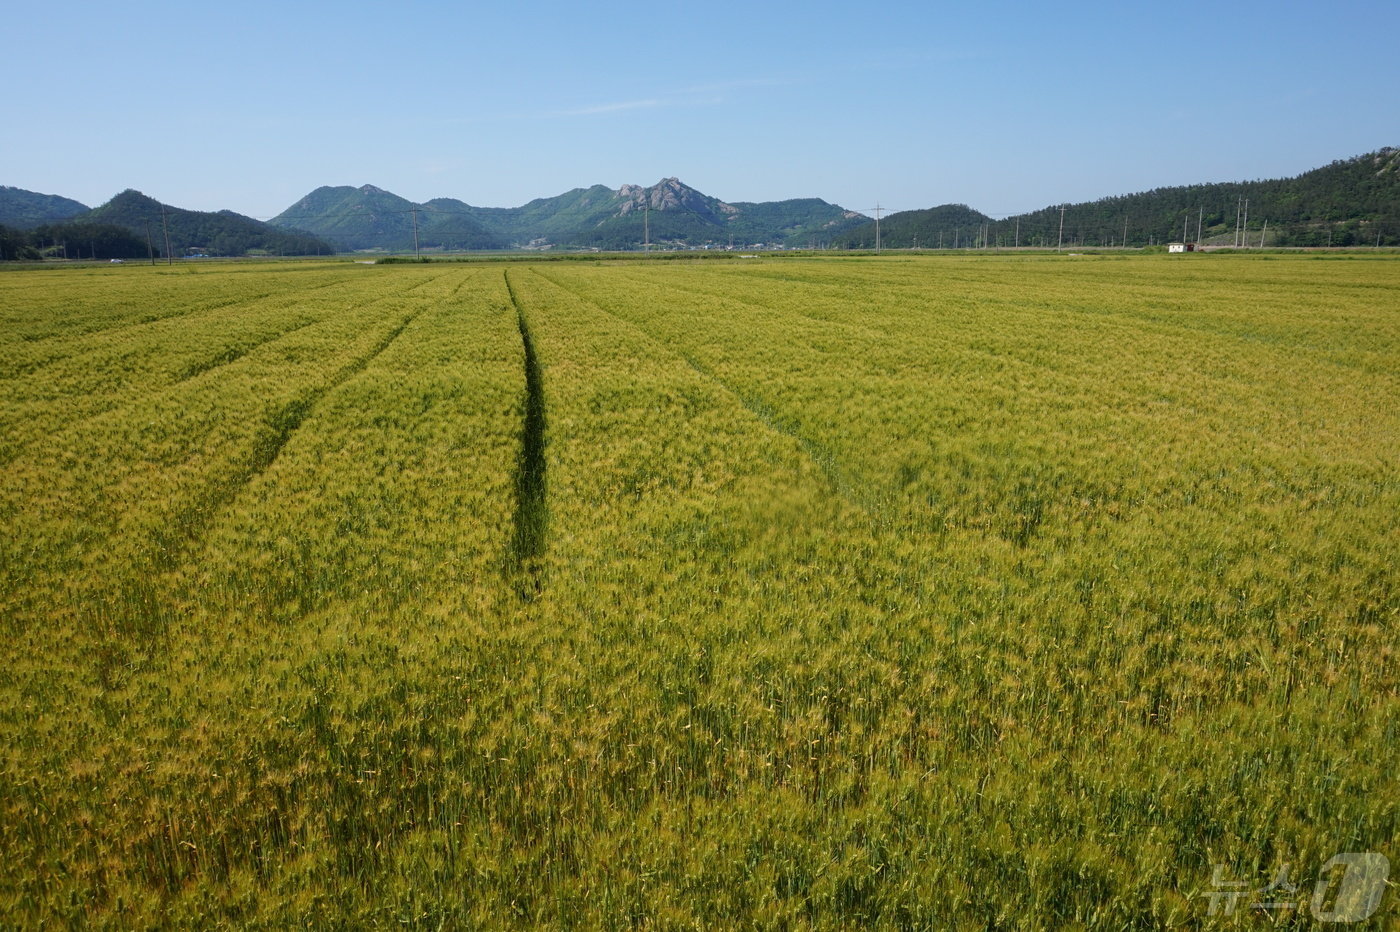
[4, 0, 1396, 220]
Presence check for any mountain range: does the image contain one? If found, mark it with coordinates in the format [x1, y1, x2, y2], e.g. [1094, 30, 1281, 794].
[269, 178, 867, 251]
[3, 148, 1397, 256]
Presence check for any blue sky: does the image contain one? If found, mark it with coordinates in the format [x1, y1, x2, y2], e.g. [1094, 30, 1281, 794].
[4, 0, 1396, 219]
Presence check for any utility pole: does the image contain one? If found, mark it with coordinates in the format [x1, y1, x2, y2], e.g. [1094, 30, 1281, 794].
[1015, 217, 1020, 248]
[644, 199, 650, 252]
[411, 208, 420, 259]
[1196, 206, 1203, 246]
[1123, 215, 1129, 249]
[1057, 205, 1066, 252]
[1260, 219, 1267, 248]
[1241, 199, 1249, 248]
[159, 204, 173, 265]
[1183, 212, 1190, 244]
[865, 204, 887, 253]
[144, 221, 156, 265]
[1234, 197, 1242, 248]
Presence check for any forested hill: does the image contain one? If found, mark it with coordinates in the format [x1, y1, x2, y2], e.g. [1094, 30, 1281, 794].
[79, 190, 336, 257]
[271, 184, 505, 252]
[836, 204, 992, 250]
[0, 186, 89, 228]
[841, 148, 1400, 249]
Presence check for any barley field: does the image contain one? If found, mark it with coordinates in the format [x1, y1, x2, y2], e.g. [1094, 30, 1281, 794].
[0, 254, 1396, 928]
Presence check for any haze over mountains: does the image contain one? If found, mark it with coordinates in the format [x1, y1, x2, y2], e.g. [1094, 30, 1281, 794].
[2, 148, 1396, 257]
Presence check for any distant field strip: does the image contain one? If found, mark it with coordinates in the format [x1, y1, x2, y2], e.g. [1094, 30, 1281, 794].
[0, 255, 1395, 928]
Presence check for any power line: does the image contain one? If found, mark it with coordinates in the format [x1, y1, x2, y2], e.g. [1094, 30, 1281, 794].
[863, 204, 889, 252]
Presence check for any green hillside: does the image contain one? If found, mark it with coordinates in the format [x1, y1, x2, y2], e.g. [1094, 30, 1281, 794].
[0, 186, 89, 228]
[838, 204, 993, 250]
[478, 185, 627, 246]
[845, 148, 1400, 249]
[81, 190, 335, 257]
[416, 198, 507, 250]
[1005, 147, 1400, 249]
[274, 185, 504, 251]
[725, 198, 869, 247]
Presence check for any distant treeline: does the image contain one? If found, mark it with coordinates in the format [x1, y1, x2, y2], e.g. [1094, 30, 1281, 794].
[0, 222, 153, 260]
[1, 217, 336, 261]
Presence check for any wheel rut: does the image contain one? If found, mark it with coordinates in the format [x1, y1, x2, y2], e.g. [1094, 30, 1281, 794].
[503, 270, 549, 599]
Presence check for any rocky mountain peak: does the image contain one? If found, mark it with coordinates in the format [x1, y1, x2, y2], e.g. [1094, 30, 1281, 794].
[616, 177, 734, 216]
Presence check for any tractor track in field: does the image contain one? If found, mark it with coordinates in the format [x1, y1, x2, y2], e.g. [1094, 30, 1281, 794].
[171, 316, 323, 384]
[233, 299, 435, 519]
[103, 304, 429, 641]
[503, 270, 549, 599]
[0, 287, 448, 472]
[147, 271, 459, 536]
[86, 269, 479, 641]
[2, 274, 364, 376]
[527, 268, 886, 518]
